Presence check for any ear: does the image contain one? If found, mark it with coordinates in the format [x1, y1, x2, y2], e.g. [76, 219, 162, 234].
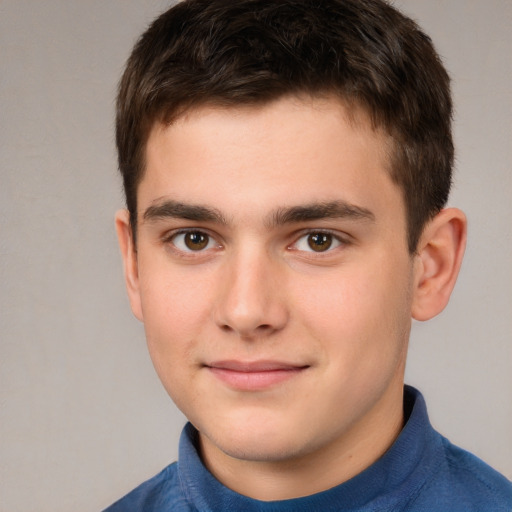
[115, 209, 143, 322]
[411, 208, 467, 321]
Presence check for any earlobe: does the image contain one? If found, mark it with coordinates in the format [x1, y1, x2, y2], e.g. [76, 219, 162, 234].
[411, 208, 467, 321]
[115, 209, 144, 322]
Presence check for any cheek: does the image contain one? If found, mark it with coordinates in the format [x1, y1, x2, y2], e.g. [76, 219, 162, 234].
[296, 255, 412, 361]
[137, 263, 214, 381]
[139, 255, 214, 327]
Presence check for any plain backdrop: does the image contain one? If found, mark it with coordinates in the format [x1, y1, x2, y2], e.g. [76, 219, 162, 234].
[1, 1, 511, 511]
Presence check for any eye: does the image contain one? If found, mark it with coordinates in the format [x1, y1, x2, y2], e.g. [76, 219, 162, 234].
[170, 231, 218, 252]
[293, 232, 342, 253]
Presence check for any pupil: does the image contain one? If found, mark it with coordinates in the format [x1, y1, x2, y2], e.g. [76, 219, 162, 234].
[308, 233, 332, 252]
[185, 232, 208, 250]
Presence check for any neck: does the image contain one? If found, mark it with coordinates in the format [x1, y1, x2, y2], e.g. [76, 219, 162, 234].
[199, 381, 405, 501]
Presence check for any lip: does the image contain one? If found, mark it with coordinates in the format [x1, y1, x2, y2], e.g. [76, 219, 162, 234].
[205, 360, 309, 391]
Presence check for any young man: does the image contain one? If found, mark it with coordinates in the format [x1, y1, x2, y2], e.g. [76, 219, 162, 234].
[106, 0, 512, 510]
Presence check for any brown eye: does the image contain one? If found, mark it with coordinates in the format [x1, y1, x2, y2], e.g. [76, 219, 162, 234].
[170, 231, 214, 252]
[307, 233, 333, 252]
[292, 231, 343, 254]
[184, 232, 209, 250]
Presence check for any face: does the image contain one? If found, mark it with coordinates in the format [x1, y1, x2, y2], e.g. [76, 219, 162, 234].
[121, 96, 417, 471]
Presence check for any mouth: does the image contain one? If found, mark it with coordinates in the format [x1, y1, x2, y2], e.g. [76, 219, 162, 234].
[204, 360, 310, 391]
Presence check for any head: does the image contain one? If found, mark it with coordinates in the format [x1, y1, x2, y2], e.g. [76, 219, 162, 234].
[114, 0, 466, 499]
[116, 0, 453, 254]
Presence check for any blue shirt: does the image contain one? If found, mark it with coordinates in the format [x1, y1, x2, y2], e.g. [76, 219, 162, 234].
[104, 386, 512, 511]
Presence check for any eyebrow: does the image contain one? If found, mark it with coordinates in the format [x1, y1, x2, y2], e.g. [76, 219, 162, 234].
[268, 200, 375, 227]
[142, 199, 374, 227]
[143, 200, 228, 224]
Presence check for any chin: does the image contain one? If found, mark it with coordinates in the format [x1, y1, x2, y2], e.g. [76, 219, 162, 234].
[200, 413, 317, 464]
[215, 434, 306, 463]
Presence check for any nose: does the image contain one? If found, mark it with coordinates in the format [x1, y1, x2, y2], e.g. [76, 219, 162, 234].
[213, 247, 289, 339]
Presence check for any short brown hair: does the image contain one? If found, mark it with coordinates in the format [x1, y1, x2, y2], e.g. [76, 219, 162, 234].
[116, 0, 453, 252]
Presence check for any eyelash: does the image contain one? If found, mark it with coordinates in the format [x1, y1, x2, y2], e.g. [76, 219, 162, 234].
[162, 229, 222, 255]
[289, 230, 347, 254]
[162, 229, 349, 256]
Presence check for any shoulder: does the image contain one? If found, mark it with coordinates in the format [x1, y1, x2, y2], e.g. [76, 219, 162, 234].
[443, 439, 512, 504]
[102, 462, 191, 512]
[410, 435, 512, 511]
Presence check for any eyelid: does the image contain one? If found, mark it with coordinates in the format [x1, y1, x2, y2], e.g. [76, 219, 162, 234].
[162, 228, 223, 254]
[288, 229, 350, 253]
[160, 227, 350, 256]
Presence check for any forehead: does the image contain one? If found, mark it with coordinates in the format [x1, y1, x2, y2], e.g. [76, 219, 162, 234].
[139, 96, 402, 227]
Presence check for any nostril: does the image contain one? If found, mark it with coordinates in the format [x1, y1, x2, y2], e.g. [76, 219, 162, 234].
[219, 322, 274, 337]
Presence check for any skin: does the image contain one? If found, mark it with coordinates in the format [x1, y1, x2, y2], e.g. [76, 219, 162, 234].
[116, 95, 466, 501]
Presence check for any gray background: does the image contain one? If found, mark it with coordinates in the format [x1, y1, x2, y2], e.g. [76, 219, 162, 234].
[1, 1, 510, 511]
